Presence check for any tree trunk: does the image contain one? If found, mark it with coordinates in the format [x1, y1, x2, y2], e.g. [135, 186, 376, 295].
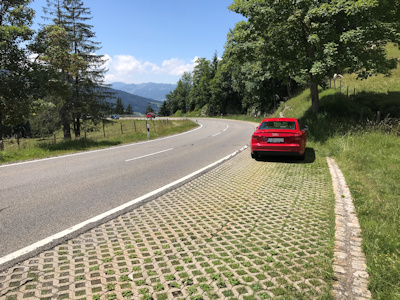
[0, 112, 3, 149]
[287, 79, 292, 99]
[74, 117, 81, 138]
[309, 81, 319, 113]
[60, 106, 71, 139]
[63, 121, 71, 139]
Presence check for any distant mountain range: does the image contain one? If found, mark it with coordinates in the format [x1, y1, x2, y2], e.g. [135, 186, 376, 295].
[109, 88, 163, 114]
[111, 82, 177, 101]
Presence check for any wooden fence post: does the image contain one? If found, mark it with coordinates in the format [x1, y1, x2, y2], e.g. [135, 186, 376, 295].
[0, 140, 4, 151]
[53, 133, 57, 144]
[120, 122, 123, 134]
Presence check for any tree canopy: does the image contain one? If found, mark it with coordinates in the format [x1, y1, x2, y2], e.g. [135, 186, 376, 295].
[165, 0, 399, 116]
[0, 0, 35, 138]
[228, 0, 399, 112]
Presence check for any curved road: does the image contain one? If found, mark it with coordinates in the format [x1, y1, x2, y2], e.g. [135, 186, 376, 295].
[0, 118, 256, 258]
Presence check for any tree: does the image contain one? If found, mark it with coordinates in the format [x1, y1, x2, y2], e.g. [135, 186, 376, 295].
[115, 97, 124, 114]
[125, 104, 133, 115]
[64, 0, 110, 137]
[38, 0, 111, 139]
[0, 0, 35, 141]
[145, 102, 154, 114]
[229, 0, 399, 113]
[189, 58, 212, 110]
[211, 51, 219, 78]
[209, 56, 243, 115]
[166, 72, 192, 114]
[158, 101, 170, 117]
[29, 24, 78, 135]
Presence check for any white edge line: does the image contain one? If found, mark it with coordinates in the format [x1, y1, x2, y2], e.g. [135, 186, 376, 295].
[125, 148, 174, 162]
[0, 123, 203, 169]
[0, 144, 248, 266]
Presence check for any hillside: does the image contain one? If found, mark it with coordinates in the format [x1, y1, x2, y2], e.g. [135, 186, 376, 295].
[111, 82, 177, 101]
[109, 88, 163, 114]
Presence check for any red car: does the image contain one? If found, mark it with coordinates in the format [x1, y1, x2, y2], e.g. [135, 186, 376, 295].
[146, 112, 156, 118]
[251, 118, 307, 159]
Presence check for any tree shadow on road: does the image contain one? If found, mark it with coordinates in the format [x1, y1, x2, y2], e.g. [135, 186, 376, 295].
[255, 147, 316, 164]
[38, 138, 122, 152]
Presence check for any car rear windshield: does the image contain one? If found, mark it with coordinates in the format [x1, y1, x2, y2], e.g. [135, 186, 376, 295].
[259, 121, 296, 130]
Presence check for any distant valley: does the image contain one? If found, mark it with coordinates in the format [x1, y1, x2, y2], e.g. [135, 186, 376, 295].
[111, 82, 177, 101]
[108, 82, 176, 114]
[108, 88, 162, 114]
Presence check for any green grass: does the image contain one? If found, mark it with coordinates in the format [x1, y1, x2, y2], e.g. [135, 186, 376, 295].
[246, 47, 400, 298]
[0, 119, 198, 165]
[326, 131, 400, 299]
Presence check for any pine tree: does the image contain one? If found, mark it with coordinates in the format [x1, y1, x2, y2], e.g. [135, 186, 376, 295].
[64, 0, 110, 137]
[145, 103, 155, 114]
[125, 104, 133, 115]
[115, 98, 124, 114]
[158, 101, 170, 117]
[40, 0, 111, 139]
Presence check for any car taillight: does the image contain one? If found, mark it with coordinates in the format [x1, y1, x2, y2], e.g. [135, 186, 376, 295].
[252, 134, 262, 141]
[293, 135, 301, 141]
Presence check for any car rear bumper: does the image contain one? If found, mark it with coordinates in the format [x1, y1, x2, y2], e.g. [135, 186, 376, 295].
[251, 143, 304, 155]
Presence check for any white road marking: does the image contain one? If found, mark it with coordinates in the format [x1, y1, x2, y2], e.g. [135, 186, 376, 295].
[212, 124, 229, 137]
[125, 148, 174, 162]
[0, 145, 248, 267]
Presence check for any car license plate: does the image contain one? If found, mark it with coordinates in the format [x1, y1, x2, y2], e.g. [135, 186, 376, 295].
[267, 138, 284, 143]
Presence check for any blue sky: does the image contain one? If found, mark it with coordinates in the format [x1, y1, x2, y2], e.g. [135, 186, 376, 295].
[29, 0, 244, 84]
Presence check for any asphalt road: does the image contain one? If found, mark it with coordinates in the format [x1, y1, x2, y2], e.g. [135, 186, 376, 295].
[0, 118, 256, 258]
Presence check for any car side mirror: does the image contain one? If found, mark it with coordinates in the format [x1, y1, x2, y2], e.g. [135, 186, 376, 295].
[256, 126, 259, 130]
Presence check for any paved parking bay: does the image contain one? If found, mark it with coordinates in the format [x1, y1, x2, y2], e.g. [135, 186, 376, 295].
[0, 149, 336, 299]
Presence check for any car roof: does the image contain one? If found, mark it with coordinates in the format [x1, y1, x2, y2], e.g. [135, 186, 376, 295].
[261, 118, 297, 122]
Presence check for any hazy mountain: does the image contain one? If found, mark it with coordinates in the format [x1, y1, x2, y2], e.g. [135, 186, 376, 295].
[109, 88, 163, 114]
[111, 82, 177, 101]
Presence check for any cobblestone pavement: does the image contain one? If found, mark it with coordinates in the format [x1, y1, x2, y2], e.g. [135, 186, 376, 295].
[1, 149, 336, 300]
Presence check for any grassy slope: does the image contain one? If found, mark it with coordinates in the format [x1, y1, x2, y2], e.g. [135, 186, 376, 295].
[269, 44, 400, 299]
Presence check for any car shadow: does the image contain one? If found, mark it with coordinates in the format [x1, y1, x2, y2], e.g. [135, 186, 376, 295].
[255, 147, 316, 164]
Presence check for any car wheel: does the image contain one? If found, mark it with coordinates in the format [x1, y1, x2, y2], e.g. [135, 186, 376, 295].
[298, 152, 305, 160]
[251, 151, 258, 159]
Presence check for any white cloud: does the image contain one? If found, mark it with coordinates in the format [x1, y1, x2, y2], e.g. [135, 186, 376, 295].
[103, 54, 198, 84]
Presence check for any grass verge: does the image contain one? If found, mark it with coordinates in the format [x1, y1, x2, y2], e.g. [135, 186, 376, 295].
[0, 119, 198, 165]
[326, 131, 400, 299]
